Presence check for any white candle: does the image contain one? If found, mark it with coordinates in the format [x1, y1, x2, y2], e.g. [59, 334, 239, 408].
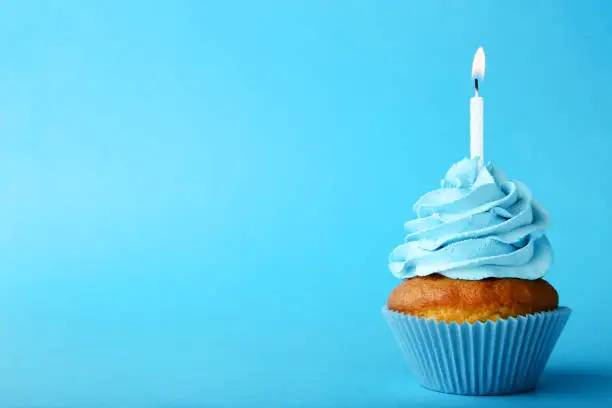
[471, 47, 486, 167]
[470, 96, 484, 166]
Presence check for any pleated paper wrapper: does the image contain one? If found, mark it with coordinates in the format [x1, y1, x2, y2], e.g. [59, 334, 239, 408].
[383, 306, 571, 395]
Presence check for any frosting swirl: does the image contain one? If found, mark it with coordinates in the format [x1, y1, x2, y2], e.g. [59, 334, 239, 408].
[389, 158, 552, 280]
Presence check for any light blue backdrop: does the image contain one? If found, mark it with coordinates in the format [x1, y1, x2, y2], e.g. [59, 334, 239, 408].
[0, 1, 610, 407]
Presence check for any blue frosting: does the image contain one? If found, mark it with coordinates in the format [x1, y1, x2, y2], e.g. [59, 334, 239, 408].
[389, 158, 552, 280]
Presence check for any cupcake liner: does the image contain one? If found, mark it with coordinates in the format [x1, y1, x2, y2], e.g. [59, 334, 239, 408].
[383, 306, 571, 395]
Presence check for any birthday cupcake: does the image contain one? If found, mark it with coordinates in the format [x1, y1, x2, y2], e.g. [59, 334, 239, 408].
[383, 157, 571, 395]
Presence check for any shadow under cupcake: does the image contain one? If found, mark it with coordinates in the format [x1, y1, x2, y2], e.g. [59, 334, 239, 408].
[383, 158, 571, 396]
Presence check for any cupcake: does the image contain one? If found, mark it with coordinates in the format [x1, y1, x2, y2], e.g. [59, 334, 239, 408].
[383, 158, 571, 395]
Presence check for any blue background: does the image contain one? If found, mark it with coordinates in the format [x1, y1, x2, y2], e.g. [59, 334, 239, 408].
[0, 1, 610, 407]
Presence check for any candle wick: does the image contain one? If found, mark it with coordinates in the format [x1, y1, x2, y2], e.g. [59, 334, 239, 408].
[474, 79, 479, 96]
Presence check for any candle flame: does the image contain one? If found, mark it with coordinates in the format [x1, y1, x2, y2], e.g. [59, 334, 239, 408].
[471, 47, 486, 80]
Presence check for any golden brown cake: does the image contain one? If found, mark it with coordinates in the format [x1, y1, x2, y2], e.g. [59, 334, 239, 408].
[387, 274, 558, 323]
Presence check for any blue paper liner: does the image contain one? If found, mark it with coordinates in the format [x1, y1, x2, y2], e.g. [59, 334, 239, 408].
[383, 306, 571, 395]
